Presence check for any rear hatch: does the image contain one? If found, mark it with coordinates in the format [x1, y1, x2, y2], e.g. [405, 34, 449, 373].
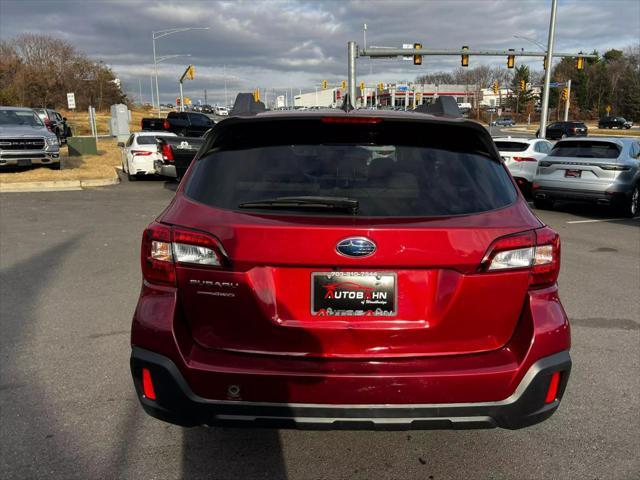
[159, 115, 542, 359]
[537, 139, 624, 186]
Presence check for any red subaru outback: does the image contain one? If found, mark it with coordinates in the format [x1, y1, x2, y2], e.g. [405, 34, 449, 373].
[130, 110, 571, 430]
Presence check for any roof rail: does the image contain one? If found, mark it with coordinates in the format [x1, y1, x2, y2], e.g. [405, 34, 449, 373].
[230, 93, 266, 116]
[414, 96, 462, 118]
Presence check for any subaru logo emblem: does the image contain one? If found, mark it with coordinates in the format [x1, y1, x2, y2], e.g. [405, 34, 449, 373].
[336, 237, 376, 258]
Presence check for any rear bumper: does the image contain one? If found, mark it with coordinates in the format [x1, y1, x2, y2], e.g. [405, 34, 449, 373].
[533, 185, 629, 204]
[131, 347, 571, 430]
[154, 160, 177, 178]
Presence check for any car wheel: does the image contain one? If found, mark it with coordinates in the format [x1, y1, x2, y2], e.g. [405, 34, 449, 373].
[533, 198, 555, 210]
[618, 185, 639, 218]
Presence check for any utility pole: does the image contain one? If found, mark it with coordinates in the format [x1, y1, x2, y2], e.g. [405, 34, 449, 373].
[150, 75, 155, 109]
[347, 41, 357, 108]
[204, 89, 207, 104]
[563, 79, 571, 121]
[223, 65, 228, 107]
[539, 0, 557, 139]
[138, 79, 143, 105]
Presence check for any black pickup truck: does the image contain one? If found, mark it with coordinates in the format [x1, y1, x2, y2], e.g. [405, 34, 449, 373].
[154, 136, 205, 181]
[141, 111, 215, 136]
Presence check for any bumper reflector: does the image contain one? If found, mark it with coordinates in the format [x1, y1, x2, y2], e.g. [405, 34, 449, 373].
[142, 368, 157, 400]
[545, 371, 561, 404]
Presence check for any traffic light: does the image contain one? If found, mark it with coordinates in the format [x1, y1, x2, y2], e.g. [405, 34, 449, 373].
[493, 82, 499, 94]
[576, 54, 585, 70]
[341, 80, 346, 89]
[461, 45, 469, 67]
[322, 80, 328, 90]
[378, 82, 384, 91]
[253, 88, 260, 102]
[507, 49, 515, 69]
[186, 65, 195, 80]
[359, 81, 365, 91]
[413, 43, 422, 65]
[520, 79, 526, 91]
[561, 87, 568, 101]
[543, 55, 548, 70]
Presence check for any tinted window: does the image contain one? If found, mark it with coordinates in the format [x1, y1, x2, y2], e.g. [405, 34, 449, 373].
[136, 135, 160, 145]
[495, 141, 529, 152]
[550, 141, 621, 159]
[186, 121, 516, 217]
[189, 114, 211, 126]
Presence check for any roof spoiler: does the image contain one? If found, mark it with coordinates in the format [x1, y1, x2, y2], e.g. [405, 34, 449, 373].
[230, 93, 266, 116]
[414, 96, 462, 118]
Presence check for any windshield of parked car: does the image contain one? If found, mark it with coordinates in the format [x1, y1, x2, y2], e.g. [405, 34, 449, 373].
[494, 141, 529, 152]
[0, 109, 44, 127]
[550, 141, 621, 158]
[185, 119, 517, 217]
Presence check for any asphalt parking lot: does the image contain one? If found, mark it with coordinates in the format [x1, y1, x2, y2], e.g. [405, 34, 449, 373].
[1, 177, 638, 480]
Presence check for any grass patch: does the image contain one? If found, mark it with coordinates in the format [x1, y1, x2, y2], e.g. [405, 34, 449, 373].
[0, 138, 121, 184]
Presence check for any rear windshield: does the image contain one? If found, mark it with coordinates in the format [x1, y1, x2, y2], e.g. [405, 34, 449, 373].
[494, 141, 529, 152]
[136, 135, 161, 145]
[185, 119, 517, 217]
[550, 141, 620, 159]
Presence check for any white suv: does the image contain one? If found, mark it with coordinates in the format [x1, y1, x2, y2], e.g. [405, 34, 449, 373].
[494, 137, 553, 196]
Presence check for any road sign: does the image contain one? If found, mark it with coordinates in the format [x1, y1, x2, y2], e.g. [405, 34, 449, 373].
[605, 105, 611, 114]
[402, 44, 414, 61]
[396, 84, 409, 92]
[67, 92, 76, 110]
[548, 82, 563, 88]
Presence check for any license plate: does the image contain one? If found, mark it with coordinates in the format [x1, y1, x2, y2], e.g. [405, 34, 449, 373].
[311, 272, 396, 317]
[17, 159, 31, 167]
[565, 169, 581, 178]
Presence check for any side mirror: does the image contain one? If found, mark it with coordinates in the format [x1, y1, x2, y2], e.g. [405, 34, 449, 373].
[117, 142, 125, 148]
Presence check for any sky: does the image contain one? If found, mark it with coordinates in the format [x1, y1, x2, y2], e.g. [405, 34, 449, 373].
[1, 0, 638, 105]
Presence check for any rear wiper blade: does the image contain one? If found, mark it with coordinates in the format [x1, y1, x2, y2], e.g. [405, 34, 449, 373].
[238, 196, 359, 213]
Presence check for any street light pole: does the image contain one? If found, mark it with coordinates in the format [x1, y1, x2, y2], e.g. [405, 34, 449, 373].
[152, 27, 209, 117]
[539, 0, 557, 139]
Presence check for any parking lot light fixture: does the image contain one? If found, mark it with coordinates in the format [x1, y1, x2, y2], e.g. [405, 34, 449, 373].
[152, 27, 209, 116]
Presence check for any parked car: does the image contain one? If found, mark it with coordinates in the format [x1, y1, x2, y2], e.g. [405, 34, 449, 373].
[536, 121, 588, 140]
[33, 108, 71, 144]
[532, 137, 640, 217]
[494, 137, 553, 196]
[130, 109, 571, 430]
[162, 111, 216, 137]
[214, 106, 229, 116]
[490, 117, 515, 127]
[154, 135, 204, 181]
[117, 131, 176, 181]
[0, 106, 61, 169]
[598, 116, 633, 129]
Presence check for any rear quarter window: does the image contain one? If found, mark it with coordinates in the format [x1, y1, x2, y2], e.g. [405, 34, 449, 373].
[185, 118, 517, 218]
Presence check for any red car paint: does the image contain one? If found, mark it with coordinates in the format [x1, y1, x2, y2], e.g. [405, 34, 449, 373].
[131, 110, 571, 429]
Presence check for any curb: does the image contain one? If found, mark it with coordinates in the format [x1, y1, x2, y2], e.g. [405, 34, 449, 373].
[0, 174, 119, 193]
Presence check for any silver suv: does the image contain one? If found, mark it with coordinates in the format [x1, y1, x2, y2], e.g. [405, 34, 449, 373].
[0, 106, 61, 169]
[532, 137, 640, 217]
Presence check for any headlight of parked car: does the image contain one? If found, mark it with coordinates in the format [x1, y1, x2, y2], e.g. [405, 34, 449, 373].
[45, 136, 59, 147]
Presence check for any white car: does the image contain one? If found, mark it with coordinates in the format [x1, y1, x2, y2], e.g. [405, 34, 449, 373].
[494, 137, 553, 195]
[214, 106, 229, 116]
[118, 131, 176, 181]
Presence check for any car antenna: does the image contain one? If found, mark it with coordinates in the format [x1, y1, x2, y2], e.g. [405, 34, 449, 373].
[340, 94, 354, 112]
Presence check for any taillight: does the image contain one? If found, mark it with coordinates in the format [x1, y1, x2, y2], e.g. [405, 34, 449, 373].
[141, 223, 223, 285]
[161, 144, 174, 162]
[130, 150, 152, 156]
[513, 157, 537, 162]
[545, 372, 561, 403]
[163, 119, 170, 130]
[142, 368, 157, 400]
[479, 227, 560, 289]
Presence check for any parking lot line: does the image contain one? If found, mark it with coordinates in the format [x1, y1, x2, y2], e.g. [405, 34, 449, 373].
[566, 218, 631, 224]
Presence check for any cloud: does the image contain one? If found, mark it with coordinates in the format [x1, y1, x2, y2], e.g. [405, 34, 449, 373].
[1, 0, 638, 104]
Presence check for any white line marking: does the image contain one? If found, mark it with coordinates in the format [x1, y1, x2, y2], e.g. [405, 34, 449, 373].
[566, 218, 631, 224]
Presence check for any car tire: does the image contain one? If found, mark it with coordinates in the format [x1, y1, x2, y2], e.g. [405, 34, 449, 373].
[617, 185, 639, 218]
[533, 198, 555, 210]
